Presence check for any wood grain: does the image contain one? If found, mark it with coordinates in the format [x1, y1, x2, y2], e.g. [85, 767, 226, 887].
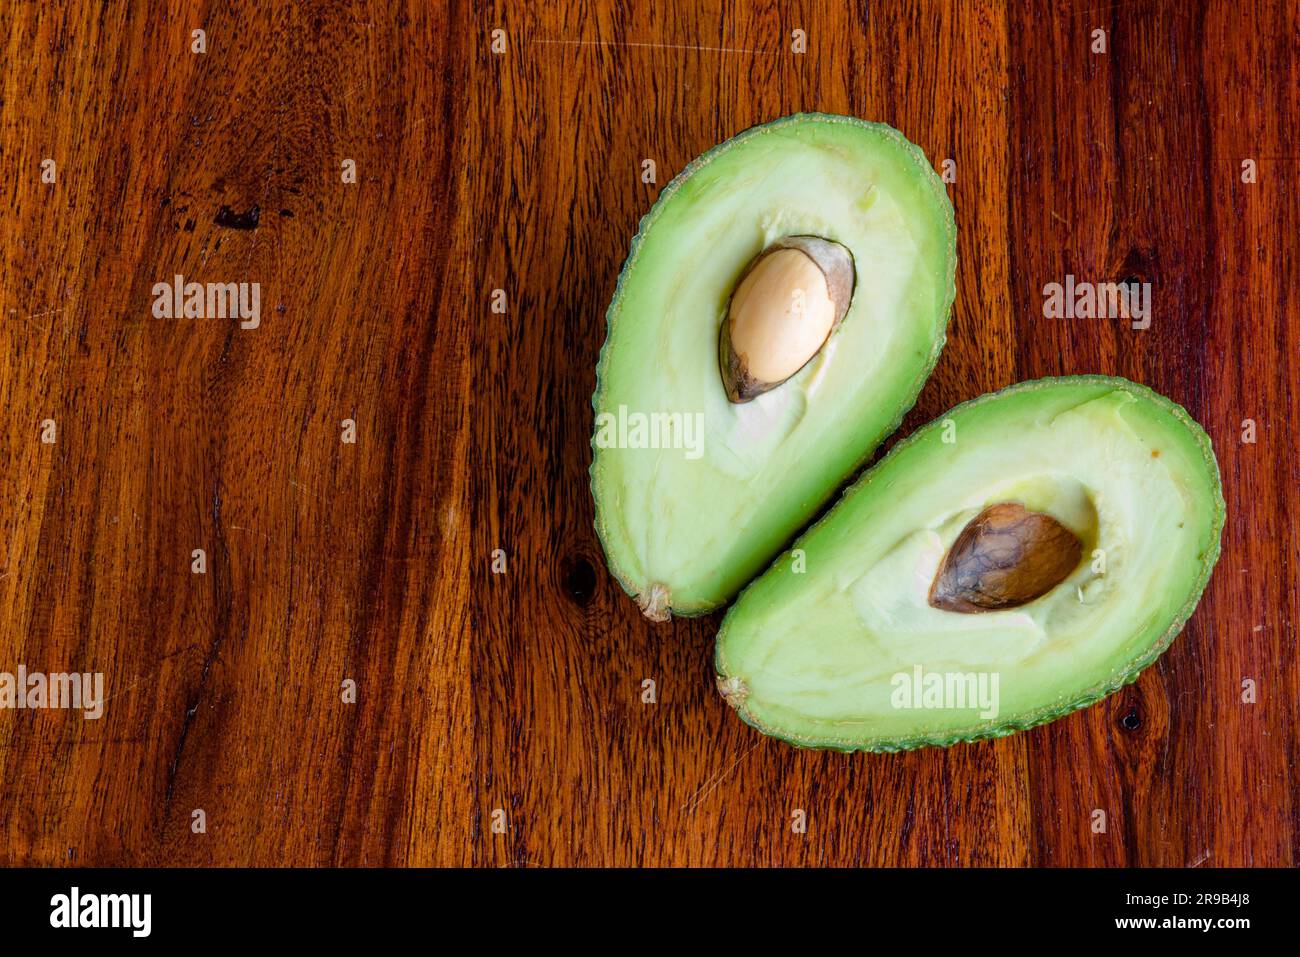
[0, 0, 1295, 867]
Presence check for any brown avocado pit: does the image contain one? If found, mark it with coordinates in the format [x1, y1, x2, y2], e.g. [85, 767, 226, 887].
[929, 502, 1083, 613]
[719, 236, 856, 403]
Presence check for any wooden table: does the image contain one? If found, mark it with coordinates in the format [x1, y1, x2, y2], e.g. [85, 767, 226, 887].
[1, 1, 1294, 866]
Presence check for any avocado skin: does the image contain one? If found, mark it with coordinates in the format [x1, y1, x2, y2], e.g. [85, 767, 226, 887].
[713, 375, 1226, 752]
[589, 112, 958, 618]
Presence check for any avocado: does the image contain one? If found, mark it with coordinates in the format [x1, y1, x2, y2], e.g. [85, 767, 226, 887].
[590, 114, 957, 620]
[714, 376, 1225, 751]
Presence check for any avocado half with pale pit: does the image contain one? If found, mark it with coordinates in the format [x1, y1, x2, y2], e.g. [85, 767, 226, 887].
[714, 376, 1225, 751]
[590, 113, 956, 620]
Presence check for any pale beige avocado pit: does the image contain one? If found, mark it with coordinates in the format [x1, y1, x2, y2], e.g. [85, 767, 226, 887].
[720, 236, 856, 403]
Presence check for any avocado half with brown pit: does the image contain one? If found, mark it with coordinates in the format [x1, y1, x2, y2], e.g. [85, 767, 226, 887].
[590, 113, 957, 620]
[714, 376, 1225, 751]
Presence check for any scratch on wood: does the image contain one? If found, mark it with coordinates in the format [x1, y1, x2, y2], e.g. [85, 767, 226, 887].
[535, 39, 771, 55]
[680, 740, 762, 815]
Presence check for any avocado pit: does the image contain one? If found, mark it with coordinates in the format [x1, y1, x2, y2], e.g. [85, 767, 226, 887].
[720, 236, 855, 402]
[929, 502, 1083, 613]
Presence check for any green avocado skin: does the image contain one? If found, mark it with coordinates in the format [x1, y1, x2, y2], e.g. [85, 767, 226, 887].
[713, 375, 1227, 753]
[589, 112, 958, 618]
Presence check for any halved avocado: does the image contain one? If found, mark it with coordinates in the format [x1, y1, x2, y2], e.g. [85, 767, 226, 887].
[714, 376, 1225, 751]
[590, 114, 957, 620]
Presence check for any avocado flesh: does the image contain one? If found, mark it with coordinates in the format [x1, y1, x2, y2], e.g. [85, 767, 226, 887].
[714, 376, 1225, 751]
[591, 114, 956, 617]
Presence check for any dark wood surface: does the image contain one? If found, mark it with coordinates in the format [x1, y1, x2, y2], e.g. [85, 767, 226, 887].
[1, 1, 1295, 866]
